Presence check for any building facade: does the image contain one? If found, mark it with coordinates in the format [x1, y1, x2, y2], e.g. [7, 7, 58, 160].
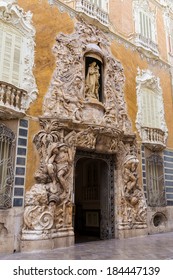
[0, 0, 173, 253]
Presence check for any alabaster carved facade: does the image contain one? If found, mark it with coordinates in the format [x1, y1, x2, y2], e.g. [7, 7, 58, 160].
[21, 20, 147, 248]
[118, 152, 147, 229]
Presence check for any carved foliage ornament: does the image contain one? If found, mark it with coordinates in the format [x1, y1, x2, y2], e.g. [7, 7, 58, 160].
[43, 19, 131, 133]
[117, 140, 147, 229]
[23, 20, 140, 239]
[120, 154, 147, 227]
[22, 119, 75, 236]
[0, 1, 38, 109]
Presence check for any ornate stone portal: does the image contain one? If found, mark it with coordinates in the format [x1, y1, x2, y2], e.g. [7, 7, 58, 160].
[21, 19, 147, 250]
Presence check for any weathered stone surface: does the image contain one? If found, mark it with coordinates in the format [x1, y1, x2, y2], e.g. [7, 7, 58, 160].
[21, 19, 147, 247]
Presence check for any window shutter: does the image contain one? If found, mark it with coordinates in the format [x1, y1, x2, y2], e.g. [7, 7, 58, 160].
[139, 11, 143, 35]
[12, 35, 22, 86]
[0, 24, 22, 87]
[139, 10, 155, 42]
[2, 32, 13, 83]
[142, 89, 160, 128]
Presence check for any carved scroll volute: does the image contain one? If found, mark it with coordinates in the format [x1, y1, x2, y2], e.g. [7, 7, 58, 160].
[22, 120, 77, 235]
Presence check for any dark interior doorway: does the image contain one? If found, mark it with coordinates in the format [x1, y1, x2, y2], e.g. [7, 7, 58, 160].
[74, 152, 115, 243]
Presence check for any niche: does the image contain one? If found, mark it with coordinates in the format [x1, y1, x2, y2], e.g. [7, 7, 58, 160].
[85, 53, 103, 103]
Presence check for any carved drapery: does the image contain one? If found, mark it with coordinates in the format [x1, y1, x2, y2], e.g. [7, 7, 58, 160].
[22, 119, 76, 239]
[43, 19, 131, 133]
[22, 19, 147, 242]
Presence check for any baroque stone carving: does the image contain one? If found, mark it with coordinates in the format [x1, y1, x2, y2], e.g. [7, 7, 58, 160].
[22, 119, 76, 238]
[22, 19, 146, 245]
[76, 127, 96, 150]
[85, 61, 100, 100]
[43, 19, 131, 132]
[117, 141, 147, 229]
[0, 1, 38, 109]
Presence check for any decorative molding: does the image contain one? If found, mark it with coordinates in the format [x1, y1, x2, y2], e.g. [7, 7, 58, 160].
[117, 141, 147, 229]
[50, 1, 171, 69]
[43, 19, 132, 133]
[22, 19, 148, 243]
[0, 81, 26, 119]
[75, 0, 109, 26]
[0, 1, 38, 111]
[136, 68, 168, 150]
[132, 0, 159, 57]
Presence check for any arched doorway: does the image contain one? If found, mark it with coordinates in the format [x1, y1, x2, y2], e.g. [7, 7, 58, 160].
[74, 151, 115, 243]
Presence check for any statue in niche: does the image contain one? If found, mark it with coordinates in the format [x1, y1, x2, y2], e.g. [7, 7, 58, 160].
[85, 61, 100, 100]
[46, 142, 73, 195]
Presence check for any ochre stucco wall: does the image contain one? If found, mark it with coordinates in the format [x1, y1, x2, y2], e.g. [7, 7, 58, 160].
[17, 0, 173, 191]
[109, 0, 134, 37]
[109, 0, 168, 62]
[18, 0, 74, 190]
[157, 8, 168, 62]
[111, 40, 173, 148]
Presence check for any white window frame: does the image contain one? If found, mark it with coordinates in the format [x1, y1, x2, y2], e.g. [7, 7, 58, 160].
[0, 1, 38, 110]
[136, 69, 168, 141]
[0, 22, 24, 87]
[139, 10, 156, 42]
[164, 12, 173, 58]
[133, 0, 158, 55]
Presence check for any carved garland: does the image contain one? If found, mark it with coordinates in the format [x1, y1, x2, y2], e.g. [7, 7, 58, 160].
[43, 19, 132, 133]
[22, 19, 147, 239]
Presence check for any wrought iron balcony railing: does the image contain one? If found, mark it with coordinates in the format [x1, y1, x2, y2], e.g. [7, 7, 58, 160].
[0, 81, 27, 119]
[75, 0, 109, 26]
[141, 126, 166, 151]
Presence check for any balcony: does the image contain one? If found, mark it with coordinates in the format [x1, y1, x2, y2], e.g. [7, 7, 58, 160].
[0, 81, 27, 119]
[75, 0, 109, 26]
[141, 127, 166, 151]
[135, 34, 159, 57]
